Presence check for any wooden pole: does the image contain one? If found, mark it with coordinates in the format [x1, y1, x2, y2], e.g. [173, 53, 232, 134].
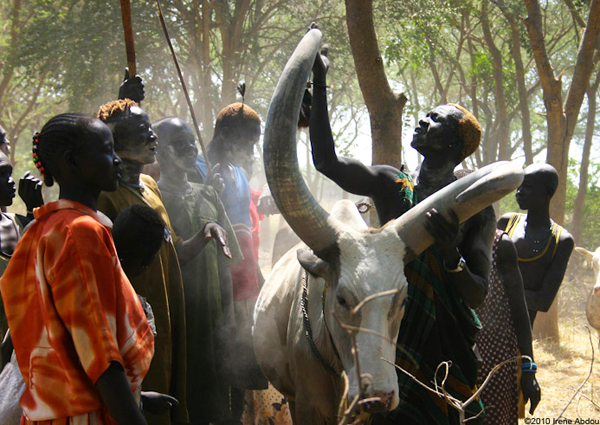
[155, 0, 211, 169]
[119, 0, 137, 76]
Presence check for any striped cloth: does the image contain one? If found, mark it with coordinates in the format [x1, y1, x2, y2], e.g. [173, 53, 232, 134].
[390, 247, 484, 424]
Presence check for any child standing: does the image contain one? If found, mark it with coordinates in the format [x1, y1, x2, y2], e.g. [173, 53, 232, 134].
[0, 113, 154, 424]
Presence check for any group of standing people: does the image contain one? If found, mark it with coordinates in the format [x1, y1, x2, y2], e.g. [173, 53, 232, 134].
[0, 35, 576, 425]
[0, 75, 273, 425]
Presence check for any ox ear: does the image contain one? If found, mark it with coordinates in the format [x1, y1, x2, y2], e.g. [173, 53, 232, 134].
[575, 246, 594, 262]
[297, 249, 334, 280]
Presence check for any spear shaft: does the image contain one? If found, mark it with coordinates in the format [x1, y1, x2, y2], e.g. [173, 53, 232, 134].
[155, 0, 211, 169]
[119, 0, 137, 76]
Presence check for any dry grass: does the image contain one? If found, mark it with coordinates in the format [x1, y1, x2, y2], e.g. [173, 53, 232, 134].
[519, 307, 600, 422]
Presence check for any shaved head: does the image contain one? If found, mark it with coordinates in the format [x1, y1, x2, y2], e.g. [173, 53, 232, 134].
[524, 163, 559, 197]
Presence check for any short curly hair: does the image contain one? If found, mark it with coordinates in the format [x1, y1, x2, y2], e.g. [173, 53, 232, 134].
[214, 102, 260, 137]
[97, 99, 139, 123]
[448, 103, 481, 160]
[97, 99, 141, 151]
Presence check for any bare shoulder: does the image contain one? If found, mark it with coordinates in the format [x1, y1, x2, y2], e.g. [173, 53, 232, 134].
[371, 163, 403, 180]
[557, 225, 574, 251]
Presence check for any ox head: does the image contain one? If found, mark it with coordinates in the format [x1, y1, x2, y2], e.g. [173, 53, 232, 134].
[575, 247, 600, 297]
[575, 247, 600, 332]
[264, 28, 523, 416]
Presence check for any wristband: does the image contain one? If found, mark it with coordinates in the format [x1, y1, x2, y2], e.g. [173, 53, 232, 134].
[521, 361, 537, 372]
[444, 256, 466, 273]
[310, 81, 329, 89]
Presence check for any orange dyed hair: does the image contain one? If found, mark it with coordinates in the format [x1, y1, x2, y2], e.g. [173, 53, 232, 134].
[448, 103, 481, 160]
[214, 102, 260, 137]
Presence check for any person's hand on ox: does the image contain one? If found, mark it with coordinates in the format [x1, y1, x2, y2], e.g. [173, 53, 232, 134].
[312, 45, 329, 87]
[424, 208, 461, 266]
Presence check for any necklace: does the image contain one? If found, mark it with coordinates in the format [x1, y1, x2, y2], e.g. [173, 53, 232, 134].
[120, 178, 144, 193]
[158, 181, 193, 196]
[524, 219, 554, 253]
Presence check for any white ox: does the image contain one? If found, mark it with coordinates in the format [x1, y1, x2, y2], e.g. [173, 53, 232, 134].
[574, 247, 600, 344]
[253, 29, 524, 424]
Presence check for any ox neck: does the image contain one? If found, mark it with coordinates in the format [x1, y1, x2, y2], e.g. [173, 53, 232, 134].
[302, 271, 343, 376]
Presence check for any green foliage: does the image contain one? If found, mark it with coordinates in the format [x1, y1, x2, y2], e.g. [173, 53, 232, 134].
[0, 0, 598, 233]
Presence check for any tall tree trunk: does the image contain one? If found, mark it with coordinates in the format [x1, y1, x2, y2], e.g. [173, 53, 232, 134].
[509, 20, 534, 164]
[523, 0, 600, 341]
[215, 0, 251, 106]
[493, 0, 535, 164]
[345, 0, 406, 170]
[481, 0, 510, 160]
[0, 0, 21, 118]
[572, 71, 600, 245]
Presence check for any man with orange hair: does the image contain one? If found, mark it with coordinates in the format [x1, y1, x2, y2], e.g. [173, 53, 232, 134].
[189, 102, 268, 423]
[309, 52, 494, 424]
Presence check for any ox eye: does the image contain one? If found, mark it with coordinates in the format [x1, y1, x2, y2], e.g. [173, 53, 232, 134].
[337, 295, 349, 310]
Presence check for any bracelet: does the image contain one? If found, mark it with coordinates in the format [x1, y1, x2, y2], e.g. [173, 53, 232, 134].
[444, 256, 466, 273]
[521, 361, 537, 372]
[310, 81, 330, 89]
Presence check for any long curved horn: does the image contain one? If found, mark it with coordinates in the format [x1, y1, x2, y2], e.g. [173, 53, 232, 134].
[264, 28, 341, 255]
[394, 161, 523, 261]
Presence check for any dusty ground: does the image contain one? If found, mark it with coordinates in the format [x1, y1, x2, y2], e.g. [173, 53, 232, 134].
[518, 253, 600, 423]
[519, 317, 600, 423]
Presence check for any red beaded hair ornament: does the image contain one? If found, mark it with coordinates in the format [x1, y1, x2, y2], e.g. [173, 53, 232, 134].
[32, 131, 46, 179]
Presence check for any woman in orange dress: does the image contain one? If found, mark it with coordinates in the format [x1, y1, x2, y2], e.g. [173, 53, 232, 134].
[0, 113, 154, 424]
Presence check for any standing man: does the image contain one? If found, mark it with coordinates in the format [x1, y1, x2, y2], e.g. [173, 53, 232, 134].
[498, 163, 574, 326]
[310, 48, 494, 424]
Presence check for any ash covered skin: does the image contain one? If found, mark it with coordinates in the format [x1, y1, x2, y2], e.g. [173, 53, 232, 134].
[153, 116, 231, 260]
[98, 101, 158, 188]
[97, 100, 230, 265]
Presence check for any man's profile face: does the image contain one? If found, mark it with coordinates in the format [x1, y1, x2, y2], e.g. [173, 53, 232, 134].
[516, 173, 547, 210]
[224, 123, 260, 174]
[162, 122, 198, 172]
[411, 105, 462, 156]
[114, 106, 158, 166]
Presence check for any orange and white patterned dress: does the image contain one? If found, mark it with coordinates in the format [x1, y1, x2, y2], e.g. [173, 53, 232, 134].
[0, 199, 154, 424]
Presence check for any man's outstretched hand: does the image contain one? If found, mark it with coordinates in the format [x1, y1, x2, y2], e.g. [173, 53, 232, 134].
[118, 67, 145, 103]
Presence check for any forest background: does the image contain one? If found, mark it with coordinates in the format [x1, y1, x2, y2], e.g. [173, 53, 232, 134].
[1, 1, 599, 296]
